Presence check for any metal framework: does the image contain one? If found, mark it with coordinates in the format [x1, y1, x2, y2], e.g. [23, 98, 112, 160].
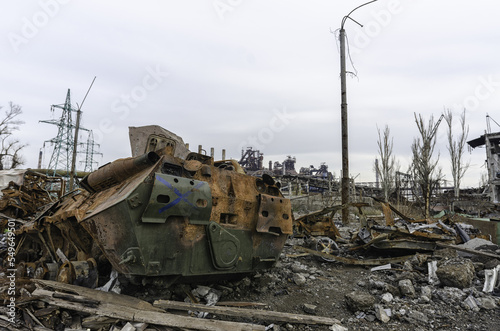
[40, 89, 100, 191]
[79, 130, 102, 172]
[40, 89, 78, 179]
[467, 115, 500, 203]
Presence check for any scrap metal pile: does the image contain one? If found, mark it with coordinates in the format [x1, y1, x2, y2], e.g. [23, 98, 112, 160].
[0, 170, 60, 220]
[294, 199, 494, 265]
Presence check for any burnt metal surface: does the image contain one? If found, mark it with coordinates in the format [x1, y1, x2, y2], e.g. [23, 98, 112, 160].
[129, 125, 190, 159]
[256, 194, 293, 236]
[8, 127, 292, 287]
[81, 152, 160, 193]
[294, 205, 342, 238]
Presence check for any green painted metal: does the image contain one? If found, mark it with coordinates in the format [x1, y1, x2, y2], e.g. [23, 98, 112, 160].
[142, 173, 212, 224]
[207, 221, 241, 269]
[80, 161, 289, 280]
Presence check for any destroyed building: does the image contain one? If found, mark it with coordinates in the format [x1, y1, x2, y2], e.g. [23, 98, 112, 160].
[468, 129, 500, 203]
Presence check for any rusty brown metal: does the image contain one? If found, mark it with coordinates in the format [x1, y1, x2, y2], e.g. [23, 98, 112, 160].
[10, 126, 293, 285]
[81, 151, 160, 193]
[256, 194, 293, 235]
[371, 197, 414, 222]
[294, 205, 343, 238]
[0, 170, 61, 219]
[369, 224, 456, 241]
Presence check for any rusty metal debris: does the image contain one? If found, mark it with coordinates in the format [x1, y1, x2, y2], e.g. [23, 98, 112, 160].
[293, 197, 496, 266]
[294, 205, 343, 239]
[0, 170, 63, 219]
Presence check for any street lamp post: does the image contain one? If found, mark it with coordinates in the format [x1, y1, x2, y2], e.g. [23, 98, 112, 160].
[339, 1, 377, 224]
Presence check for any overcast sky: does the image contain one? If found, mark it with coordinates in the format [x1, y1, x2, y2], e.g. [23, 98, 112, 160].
[1, 0, 500, 187]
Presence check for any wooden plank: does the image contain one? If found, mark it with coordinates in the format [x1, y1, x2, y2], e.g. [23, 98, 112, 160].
[154, 300, 341, 326]
[81, 315, 119, 329]
[32, 279, 162, 312]
[32, 289, 265, 331]
[216, 301, 268, 308]
[0, 317, 30, 331]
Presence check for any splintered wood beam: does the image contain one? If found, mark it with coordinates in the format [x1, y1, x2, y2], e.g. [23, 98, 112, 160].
[32, 288, 265, 331]
[154, 300, 342, 326]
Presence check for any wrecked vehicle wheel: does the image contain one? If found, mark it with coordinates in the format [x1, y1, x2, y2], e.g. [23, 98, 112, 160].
[315, 237, 339, 262]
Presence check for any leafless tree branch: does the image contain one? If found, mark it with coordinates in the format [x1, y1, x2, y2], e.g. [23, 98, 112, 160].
[0, 102, 26, 170]
[445, 108, 470, 199]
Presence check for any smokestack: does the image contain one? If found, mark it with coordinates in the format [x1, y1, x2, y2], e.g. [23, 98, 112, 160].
[37, 150, 43, 169]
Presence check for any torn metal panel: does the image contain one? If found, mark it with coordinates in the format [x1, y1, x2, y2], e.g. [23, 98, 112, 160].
[142, 173, 212, 224]
[256, 194, 293, 235]
[482, 265, 500, 292]
[294, 205, 342, 238]
[129, 125, 190, 159]
[370, 224, 456, 241]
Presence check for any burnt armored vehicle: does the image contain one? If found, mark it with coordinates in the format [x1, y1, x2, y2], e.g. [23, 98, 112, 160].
[13, 126, 292, 287]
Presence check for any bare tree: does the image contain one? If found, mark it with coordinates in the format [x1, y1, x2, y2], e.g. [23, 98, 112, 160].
[444, 109, 469, 199]
[375, 125, 397, 202]
[0, 102, 26, 170]
[409, 113, 442, 218]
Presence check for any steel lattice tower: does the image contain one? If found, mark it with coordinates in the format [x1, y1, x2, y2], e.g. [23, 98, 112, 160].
[79, 130, 102, 172]
[40, 89, 77, 178]
[41, 89, 101, 187]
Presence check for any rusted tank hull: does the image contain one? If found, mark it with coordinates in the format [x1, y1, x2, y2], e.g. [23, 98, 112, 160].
[15, 147, 292, 284]
[76, 152, 292, 278]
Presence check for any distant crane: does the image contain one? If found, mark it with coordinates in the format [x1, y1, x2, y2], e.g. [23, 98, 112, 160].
[430, 113, 444, 138]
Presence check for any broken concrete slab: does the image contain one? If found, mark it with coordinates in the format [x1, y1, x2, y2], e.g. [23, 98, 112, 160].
[293, 273, 307, 286]
[381, 292, 393, 303]
[302, 303, 317, 315]
[344, 291, 376, 312]
[463, 295, 480, 312]
[436, 258, 475, 288]
[398, 279, 416, 298]
[374, 304, 390, 323]
[435, 287, 467, 304]
[476, 296, 497, 310]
